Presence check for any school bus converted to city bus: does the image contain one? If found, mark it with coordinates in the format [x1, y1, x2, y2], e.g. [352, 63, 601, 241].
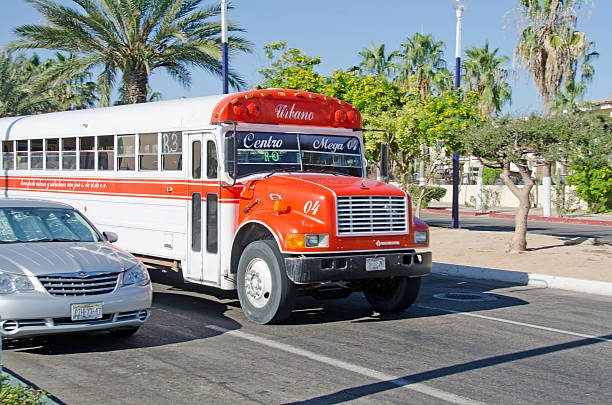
[0, 89, 432, 324]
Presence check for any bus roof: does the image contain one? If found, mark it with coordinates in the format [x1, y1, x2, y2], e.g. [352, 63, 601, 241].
[0, 90, 361, 139]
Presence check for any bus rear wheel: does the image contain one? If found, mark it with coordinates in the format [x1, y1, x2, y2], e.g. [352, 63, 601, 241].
[237, 240, 296, 324]
[363, 277, 421, 312]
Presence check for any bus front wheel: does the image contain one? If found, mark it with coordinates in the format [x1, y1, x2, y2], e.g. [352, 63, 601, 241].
[363, 277, 421, 312]
[237, 240, 297, 324]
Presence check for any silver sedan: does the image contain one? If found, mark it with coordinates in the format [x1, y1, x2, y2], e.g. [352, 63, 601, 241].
[0, 199, 152, 338]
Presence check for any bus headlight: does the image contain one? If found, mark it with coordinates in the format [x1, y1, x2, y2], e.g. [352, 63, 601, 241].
[286, 234, 329, 249]
[414, 231, 428, 244]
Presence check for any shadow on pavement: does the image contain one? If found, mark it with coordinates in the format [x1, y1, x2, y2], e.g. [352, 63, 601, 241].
[280, 274, 529, 326]
[2, 271, 242, 355]
[283, 333, 612, 405]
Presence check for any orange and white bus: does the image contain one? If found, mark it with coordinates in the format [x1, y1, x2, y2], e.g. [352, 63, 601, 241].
[0, 89, 431, 324]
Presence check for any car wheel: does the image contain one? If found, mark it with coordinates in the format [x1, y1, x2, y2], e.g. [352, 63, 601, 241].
[237, 240, 296, 324]
[363, 277, 421, 312]
[109, 326, 140, 337]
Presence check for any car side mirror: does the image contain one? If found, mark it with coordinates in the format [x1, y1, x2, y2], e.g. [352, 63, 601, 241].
[103, 231, 118, 243]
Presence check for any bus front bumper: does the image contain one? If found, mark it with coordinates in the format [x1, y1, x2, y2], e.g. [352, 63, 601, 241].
[284, 250, 432, 284]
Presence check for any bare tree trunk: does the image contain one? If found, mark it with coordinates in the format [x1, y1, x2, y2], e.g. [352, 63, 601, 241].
[418, 145, 427, 186]
[542, 163, 552, 217]
[124, 69, 149, 104]
[500, 162, 534, 252]
[476, 163, 484, 212]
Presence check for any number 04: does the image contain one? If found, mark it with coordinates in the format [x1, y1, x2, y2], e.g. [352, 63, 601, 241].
[303, 200, 321, 215]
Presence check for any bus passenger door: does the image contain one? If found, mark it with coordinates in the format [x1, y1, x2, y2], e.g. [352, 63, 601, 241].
[187, 133, 220, 285]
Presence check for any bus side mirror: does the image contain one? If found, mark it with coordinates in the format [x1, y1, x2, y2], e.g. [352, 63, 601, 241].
[225, 132, 236, 179]
[380, 142, 389, 183]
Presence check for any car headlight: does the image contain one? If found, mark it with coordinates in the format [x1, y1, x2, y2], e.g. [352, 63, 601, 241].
[0, 271, 35, 295]
[120, 262, 150, 287]
[286, 233, 329, 248]
[414, 231, 428, 244]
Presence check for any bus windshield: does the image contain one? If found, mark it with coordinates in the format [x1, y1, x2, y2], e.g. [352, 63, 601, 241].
[234, 131, 363, 178]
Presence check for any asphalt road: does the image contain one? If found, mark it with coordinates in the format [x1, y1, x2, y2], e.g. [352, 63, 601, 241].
[419, 211, 612, 242]
[3, 272, 611, 405]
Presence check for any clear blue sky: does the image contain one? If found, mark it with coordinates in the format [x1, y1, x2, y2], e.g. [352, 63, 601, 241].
[1, 0, 610, 114]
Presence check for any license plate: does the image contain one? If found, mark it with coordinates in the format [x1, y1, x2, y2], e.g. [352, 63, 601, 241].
[366, 257, 386, 271]
[71, 303, 103, 321]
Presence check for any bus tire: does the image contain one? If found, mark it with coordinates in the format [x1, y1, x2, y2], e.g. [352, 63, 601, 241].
[363, 277, 421, 312]
[237, 240, 297, 324]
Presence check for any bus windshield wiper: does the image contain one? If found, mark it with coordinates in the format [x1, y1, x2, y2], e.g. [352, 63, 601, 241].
[264, 167, 302, 178]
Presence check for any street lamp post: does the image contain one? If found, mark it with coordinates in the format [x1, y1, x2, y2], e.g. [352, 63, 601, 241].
[221, 0, 229, 94]
[451, 0, 466, 229]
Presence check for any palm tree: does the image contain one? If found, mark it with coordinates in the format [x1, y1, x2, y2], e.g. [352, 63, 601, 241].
[463, 41, 512, 118]
[8, 0, 252, 106]
[514, 0, 593, 116]
[356, 42, 399, 79]
[29, 53, 98, 111]
[396, 32, 447, 98]
[0, 53, 55, 117]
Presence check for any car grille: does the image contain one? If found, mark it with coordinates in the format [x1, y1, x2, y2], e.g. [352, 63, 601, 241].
[337, 195, 407, 235]
[38, 271, 120, 296]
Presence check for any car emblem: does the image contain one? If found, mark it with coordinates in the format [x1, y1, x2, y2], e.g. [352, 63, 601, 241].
[78, 271, 87, 277]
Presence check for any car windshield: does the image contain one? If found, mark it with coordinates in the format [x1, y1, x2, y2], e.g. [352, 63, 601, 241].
[0, 207, 101, 243]
[234, 131, 363, 178]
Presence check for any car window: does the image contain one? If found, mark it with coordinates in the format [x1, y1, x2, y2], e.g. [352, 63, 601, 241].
[0, 208, 100, 243]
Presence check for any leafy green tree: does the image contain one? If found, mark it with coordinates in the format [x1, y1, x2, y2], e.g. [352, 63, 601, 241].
[324, 71, 403, 115]
[396, 32, 448, 98]
[257, 42, 326, 92]
[257, 42, 403, 115]
[561, 114, 612, 212]
[355, 42, 399, 79]
[8, 0, 252, 106]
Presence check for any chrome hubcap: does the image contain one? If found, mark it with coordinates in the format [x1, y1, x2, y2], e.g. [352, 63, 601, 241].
[244, 258, 272, 308]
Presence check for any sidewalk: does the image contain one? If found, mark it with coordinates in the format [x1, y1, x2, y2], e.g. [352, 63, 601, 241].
[420, 204, 612, 227]
[428, 226, 612, 297]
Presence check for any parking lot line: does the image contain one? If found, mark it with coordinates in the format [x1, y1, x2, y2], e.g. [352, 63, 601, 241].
[416, 305, 612, 343]
[206, 324, 487, 405]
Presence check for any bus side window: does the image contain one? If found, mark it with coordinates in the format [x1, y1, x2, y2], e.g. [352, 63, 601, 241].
[2, 141, 14, 170]
[62, 138, 77, 170]
[79, 136, 95, 170]
[206, 140, 218, 179]
[191, 193, 201, 252]
[16, 140, 28, 170]
[139, 133, 158, 171]
[45, 139, 59, 170]
[192, 140, 201, 179]
[97, 135, 114, 170]
[30, 139, 43, 170]
[162, 132, 182, 170]
[117, 135, 135, 170]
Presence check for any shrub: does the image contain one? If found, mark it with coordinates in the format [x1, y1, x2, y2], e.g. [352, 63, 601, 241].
[567, 166, 612, 213]
[407, 185, 447, 208]
[0, 374, 48, 404]
[483, 167, 502, 185]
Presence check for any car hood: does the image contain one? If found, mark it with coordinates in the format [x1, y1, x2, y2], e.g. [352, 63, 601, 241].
[0, 242, 139, 276]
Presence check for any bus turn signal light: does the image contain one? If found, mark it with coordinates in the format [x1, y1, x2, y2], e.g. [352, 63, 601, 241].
[286, 234, 329, 249]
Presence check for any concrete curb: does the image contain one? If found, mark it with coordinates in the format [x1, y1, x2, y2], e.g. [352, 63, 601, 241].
[416, 208, 612, 226]
[432, 263, 612, 297]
